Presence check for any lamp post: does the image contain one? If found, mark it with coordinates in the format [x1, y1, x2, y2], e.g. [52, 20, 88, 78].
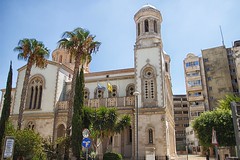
[133, 91, 139, 160]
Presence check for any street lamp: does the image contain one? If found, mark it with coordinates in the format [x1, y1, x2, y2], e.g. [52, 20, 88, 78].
[133, 91, 139, 160]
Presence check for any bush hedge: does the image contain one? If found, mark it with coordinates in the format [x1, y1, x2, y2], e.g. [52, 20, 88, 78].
[103, 152, 122, 160]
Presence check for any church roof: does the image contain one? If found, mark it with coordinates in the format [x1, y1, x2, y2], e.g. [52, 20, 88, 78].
[140, 4, 156, 10]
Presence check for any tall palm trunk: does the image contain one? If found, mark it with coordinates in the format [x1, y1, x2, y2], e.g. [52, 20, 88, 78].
[17, 62, 32, 130]
[64, 52, 82, 159]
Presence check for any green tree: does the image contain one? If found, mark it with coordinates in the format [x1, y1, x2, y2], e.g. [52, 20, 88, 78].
[71, 67, 84, 160]
[0, 62, 13, 157]
[192, 109, 235, 147]
[58, 27, 100, 159]
[92, 106, 131, 153]
[218, 94, 240, 110]
[5, 122, 46, 159]
[14, 38, 49, 130]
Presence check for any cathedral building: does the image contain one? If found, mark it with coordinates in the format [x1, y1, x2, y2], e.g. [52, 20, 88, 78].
[0, 5, 176, 159]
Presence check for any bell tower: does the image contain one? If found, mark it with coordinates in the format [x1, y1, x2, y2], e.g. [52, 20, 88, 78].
[133, 5, 176, 158]
[134, 4, 165, 108]
[52, 49, 90, 73]
[134, 4, 163, 49]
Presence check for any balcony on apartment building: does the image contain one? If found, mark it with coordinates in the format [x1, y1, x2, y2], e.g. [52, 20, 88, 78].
[188, 95, 204, 101]
[56, 96, 135, 111]
[189, 101, 205, 111]
[185, 65, 200, 73]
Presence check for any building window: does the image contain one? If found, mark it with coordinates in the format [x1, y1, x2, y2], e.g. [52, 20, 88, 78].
[144, 19, 149, 32]
[59, 55, 62, 63]
[185, 61, 199, 67]
[187, 72, 200, 77]
[27, 121, 35, 130]
[138, 23, 140, 36]
[154, 20, 157, 33]
[165, 62, 168, 72]
[141, 66, 157, 107]
[209, 86, 212, 91]
[26, 77, 44, 110]
[109, 85, 118, 98]
[57, 124, 65, 138]
[69, 54, 72, 63]
[205, 67, 210, 72]
[203, 58, 208, 62]
[183, 111, 188, 114]
[143, 68, 155, 99]
[126, 84, 135, 96]
[187, 80, 201, 87]
[84, 88, 90, 100]
[149, 129, 153, 144]
[129, 126, 132, 143]
[94, 88, 104, 99]
[207, 77, 212, 81]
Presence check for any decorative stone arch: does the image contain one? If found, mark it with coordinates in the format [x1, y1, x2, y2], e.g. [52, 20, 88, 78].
[126, 83, 135, 96]
[28, 74, 46, 88]
[56, 123, 66, 138]
[26, 75, 46, 110]
[140, 63, 158, 107]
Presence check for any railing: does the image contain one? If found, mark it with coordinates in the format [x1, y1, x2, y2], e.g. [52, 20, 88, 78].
[188, 95, 204, 101]
[56, 96, 135, 111]
[138, 156, 168, 160]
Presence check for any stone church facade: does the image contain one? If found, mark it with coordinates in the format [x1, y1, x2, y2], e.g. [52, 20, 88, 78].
[0, 5, 176, 159]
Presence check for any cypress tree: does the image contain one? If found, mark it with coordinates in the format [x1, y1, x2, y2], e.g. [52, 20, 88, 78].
[0, 62, 13, 157]
[72, 66, 84, 159]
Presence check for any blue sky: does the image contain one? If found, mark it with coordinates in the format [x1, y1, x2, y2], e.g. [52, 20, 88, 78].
[0, 0, 240, 95]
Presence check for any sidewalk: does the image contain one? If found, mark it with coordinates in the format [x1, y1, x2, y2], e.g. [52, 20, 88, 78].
[175, 154, 215, 160]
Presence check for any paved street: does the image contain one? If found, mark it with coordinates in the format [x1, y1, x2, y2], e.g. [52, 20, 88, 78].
[176, 154, 215, 160]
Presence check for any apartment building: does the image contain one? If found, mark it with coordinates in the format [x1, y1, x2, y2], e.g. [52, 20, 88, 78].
[183, 53, 209, 119]
[202, 46, 233, 110]
[173, 95, 189, 153]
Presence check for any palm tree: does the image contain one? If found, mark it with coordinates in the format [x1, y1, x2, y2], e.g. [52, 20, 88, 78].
[92, 106, 131, 154]
[14, 38, 49, 130]
[58, 27, 101, 159]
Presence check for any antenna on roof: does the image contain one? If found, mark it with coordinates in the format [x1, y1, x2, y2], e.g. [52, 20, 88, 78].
[219, 25, 225, 46]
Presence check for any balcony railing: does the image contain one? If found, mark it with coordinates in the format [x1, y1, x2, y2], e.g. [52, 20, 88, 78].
[56, 96, 135, 111]
[188, 95, 204, 101]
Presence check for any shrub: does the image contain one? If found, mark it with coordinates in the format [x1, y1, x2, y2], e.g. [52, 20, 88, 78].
[103, 152, 122, 160]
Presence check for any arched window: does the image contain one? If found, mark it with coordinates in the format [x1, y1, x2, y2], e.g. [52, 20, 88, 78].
[129, 126, 132, 143]
[108, 85, 117, 98]
[165, 62, 168, 72]
[69, 54, 72, 63]
[154, 20, 157, 33]
[138, 23, 140, 36]
[126, 84, 135, 96]
[94, 88, 104, 99]
[143, 68, 156, 100]
[59, 55, 62, 63]
[141, 66, 157, 107]
[84, 88, 90, 100]
[27, 77, 44, 109]
[57, 124, 65, 138]
[148, 129, 153, 144]
[144, 19, 149, 32]
[27, 121, 35, 130]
